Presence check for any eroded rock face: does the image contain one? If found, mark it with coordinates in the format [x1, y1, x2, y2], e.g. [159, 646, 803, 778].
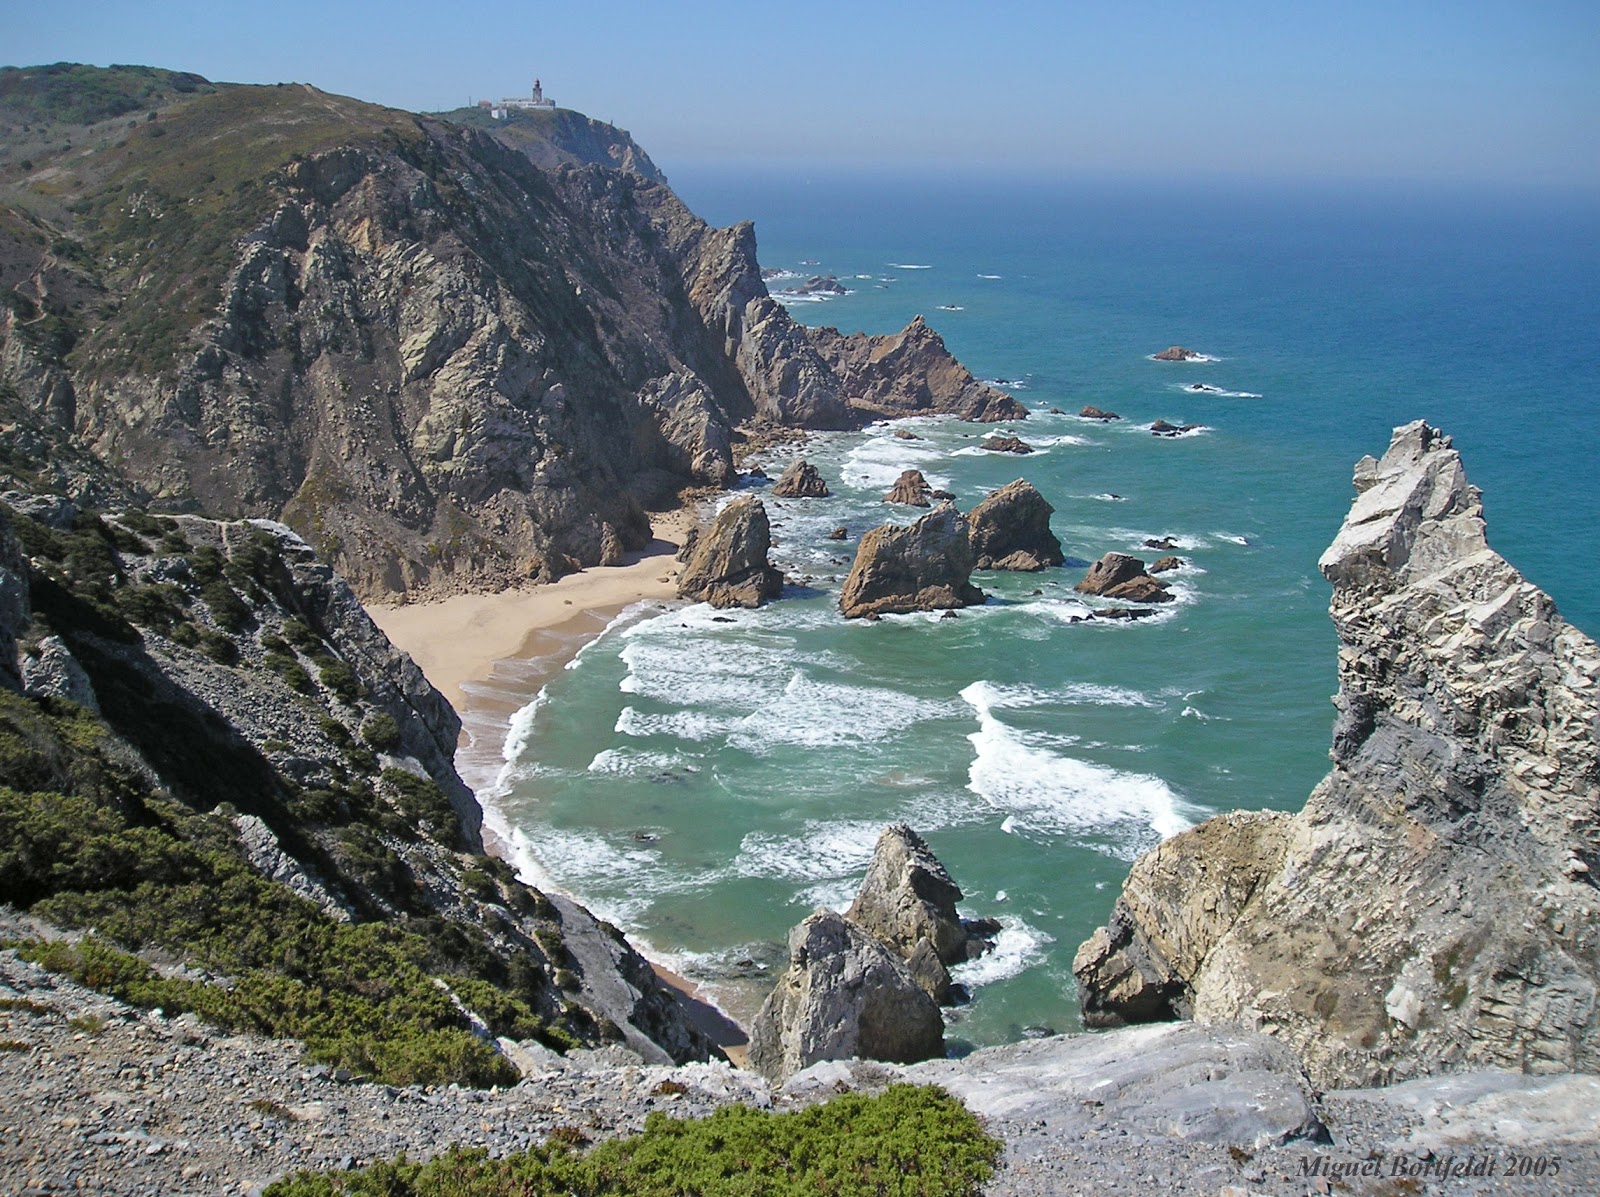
[1074, 421, 1600, 1089]
[676, 496, 783, 608]
[968, 479, 1064, 571]
[1074, 553, 1172, 603]
[838, 504, 986, 619]
[746, 910, 944, 1081]
[770, 459, 830, 499]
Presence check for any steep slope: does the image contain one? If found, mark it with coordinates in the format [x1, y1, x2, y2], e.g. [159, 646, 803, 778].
[439, 103, 668, 183]
[1074, 421, 1600, 1088]
[0, 66, 1009, 600]
[0, 497, 719, 1077]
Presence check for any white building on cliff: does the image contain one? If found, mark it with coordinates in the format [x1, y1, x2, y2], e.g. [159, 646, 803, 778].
[485, 78, 556, 119]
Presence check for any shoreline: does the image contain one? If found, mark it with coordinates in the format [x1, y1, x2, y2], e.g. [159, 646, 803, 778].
[367, 506, 754, 1062]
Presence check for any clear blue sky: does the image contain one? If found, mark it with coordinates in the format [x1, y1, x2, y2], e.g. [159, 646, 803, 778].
[7, 0, 1597, 186]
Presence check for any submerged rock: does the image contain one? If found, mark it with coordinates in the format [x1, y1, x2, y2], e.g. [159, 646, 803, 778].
[1074, 553, 1173, 604]
[746, 910, 944, 1081]
[1074, 421, 1600, 1089]
[839, 504, 986, 619]
[883, 468, 933, 507]
[770, 459, 830, 498]
[968, 479, 1064, 571]
[1150, 419, 1203, 437]
[675, 496, 783, 608]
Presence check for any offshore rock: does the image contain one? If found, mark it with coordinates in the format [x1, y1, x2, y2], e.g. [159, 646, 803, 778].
[676, 496, 783, 609]
[1074, 421, 1600, 1089]
[746, 909, 944, 1081]
[839, 503, 986, 619]
[1153, 345, 1205, 362]
[1074, 552, 1173, 603]
[1079, 405, 1121, 421]
[968, 479, 1064, 571]
[883, 469, 932, 507]
[770, 459, 830, 499]
[1149, 555, 1183, 574]
[979, 434, 1033, 454]
[810, 316, 1027, 422]
[847, 824, 968, 964]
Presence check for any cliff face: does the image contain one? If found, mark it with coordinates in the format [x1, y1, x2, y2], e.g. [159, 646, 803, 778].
[0, 69, 1001, 600]
[1074, 422, 1600, 1088]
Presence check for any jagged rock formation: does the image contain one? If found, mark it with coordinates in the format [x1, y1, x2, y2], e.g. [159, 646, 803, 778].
[839, 504, 986, 619]
[0, 67, 997, 600]
[1153, 346, 1204, 362]
[1074, 552, 1173, 603]
[1080, 405, 1120, 421]
[1151, 419, 1203, 437]
[810, 317, 1026, 423]
[769, 459, 830, 498]
[968, 479, 1064, 571]
[883, 469, 933, 507]
[1149, 555, 1182, 574]
[1074, 421, 1600, 1089]
[844, 824, 974, 1003]
[675, 496, 783, 608]
[746, 910, 944, 1081]
[0, 498, 720, 1071]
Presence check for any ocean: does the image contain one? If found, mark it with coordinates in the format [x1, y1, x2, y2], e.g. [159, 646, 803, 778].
[481, 172, 1600, 1048]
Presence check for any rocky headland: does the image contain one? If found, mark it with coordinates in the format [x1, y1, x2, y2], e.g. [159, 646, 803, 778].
[1075, 421, 1600, 1089]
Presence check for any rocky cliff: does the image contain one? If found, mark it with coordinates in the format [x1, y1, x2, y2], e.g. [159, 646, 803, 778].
[1075, 421, 1600, 1089]
[0, 66, 1003, 601]
[0, 497, 719, 1078]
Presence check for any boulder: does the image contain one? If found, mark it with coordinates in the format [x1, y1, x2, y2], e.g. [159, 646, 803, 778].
[770, 459, 830, 498]
[968, 480, 1064, 572]
[1074, 553, 1173, 604]
[675, 496, 783, 609]
[1074, 421, 1600, 1089]
[746, 910, 944, 1081]
[826, 526, 848, 541]
[893, 428, 921, 440]
[1152, 345, 1202, 362]
[1079, 405, 1121, 421]
[979, 434, 1033, 454]
[839, 504, 986, 619]
[1144, 537, 1178, 551]
[1091, 607, 1157, 622]
[883, 469, 932, 506]
[1148, 556, 1182, 574]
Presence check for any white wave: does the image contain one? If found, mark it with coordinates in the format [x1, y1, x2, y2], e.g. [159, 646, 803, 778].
[1216, 532, 1251, 546]
[888, 262, 933, 269]
[616, 705, 737, 742]
[498, 825, 657, 924]
[977, 273, 1003, 279]
[1090, 492, 1127, 502]
[981, 378, 1027, 390]
[1175, 383, 1263, 398]
[728, 671, 956, 754]
[1180, 706, 1229, 722]
[854, 274, 874, 280]
[937, 304, 965, 312]
[736, 820, 886, 882]
[841, 433, 951, 490]
[951, 917, 1052, 988]
[1030, 433, 1090, 447]
[959, 680, 1195, 856]
[772, 291, 838, 305]
[1147, 352, 1220, 363]
[762, 268, 801, 281]
[966, 680, 1160, 710]
[793, 878, 860, 911]
[1151, 424, 1213, 438]
[586, 746, 691, 775]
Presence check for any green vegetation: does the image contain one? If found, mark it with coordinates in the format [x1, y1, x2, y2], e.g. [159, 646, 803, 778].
[0, 64, 213, 128]
[265, 1085, 1000, 1197]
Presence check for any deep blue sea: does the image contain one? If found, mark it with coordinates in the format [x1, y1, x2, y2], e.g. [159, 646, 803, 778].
[485, 173, 1600, 1047]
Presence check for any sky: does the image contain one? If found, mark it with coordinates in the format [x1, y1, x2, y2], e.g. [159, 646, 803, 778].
[6, 0, 1598, 186]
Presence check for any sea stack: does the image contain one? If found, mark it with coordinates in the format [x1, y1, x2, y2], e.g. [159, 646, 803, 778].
[675, 496, 784, 608]
[839, 504, 986, 618]
[968, 480, 1064, 571]
[770, 459, 831, 498]
[1073, 421, 1600, 1089]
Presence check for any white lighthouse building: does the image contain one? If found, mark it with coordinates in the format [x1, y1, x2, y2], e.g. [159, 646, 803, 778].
[496, 78, 557, 117]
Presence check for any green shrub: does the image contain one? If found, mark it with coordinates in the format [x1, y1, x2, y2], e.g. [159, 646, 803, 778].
[200, 579, 253, 632]
[263, 1085, 1000, 1196]
[198, 629, 239, 665]
[316, 657, 361, 704]
[265, 652, 313, 693]
[380, 769, 459, 845]
[360, 712, 401, 752]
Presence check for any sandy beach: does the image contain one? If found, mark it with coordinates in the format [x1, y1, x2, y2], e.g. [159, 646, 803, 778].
[369, 508, 693, 717]
[367, 507, 751, 1060]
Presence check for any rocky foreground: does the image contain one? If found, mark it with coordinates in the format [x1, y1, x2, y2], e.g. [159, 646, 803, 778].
[5, 946, 1598, 1196]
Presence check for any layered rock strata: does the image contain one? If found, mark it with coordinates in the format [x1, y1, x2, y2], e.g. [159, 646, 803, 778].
[838, 504, 986, 619]
[809, 317, 1026, 423]
[1074, 421, 1600, 1089]
[675, 496, 783, 609]
[968, 480, 1065, 571]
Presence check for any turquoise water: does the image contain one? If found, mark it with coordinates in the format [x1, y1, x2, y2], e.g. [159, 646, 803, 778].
[485, 174, 1600, 1046]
